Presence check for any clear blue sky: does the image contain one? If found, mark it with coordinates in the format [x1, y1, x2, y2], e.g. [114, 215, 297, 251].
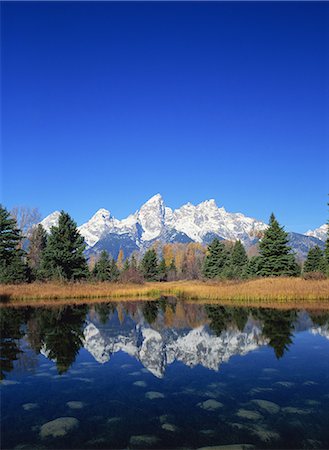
[1, 1, 328, 232]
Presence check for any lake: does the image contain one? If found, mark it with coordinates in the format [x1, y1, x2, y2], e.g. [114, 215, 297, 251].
[1, 299, 329, 449]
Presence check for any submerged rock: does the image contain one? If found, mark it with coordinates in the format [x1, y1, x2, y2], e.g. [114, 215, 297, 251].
[145, 391, 165, 400]
[236, 409, 263, 420]
[133, 380, 147, 387]
[199, 429, 216, 436]
[66, 401, 84, 409]
[161, 423, 178, 432]
[248, 424, 280, 442]
[251, 399, 280, 414]
[282, 406, 313, 415]
[129, 434, 159, 447]
[22, 403, 39, 411]
[107, 417, 121, 425]
[198, 399, 224, 411]
[39, 417, 79, 438]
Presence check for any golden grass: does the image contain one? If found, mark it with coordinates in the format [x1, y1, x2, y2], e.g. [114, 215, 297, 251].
[0, 278, 329, 308]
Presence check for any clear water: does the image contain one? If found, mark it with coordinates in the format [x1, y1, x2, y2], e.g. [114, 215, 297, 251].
[1, 299, 329, 450]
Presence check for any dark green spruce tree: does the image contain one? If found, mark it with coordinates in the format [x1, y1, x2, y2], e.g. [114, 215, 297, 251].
[0, 205, 27, 283]
[202, 238, 229, 279]
[92, 250, 111, 281]
[140, 248, 158, 281]
[157, 258, 167, 281]
[40, 211, 88, 281]
[325, 221, 329, 275]
[304, 246, 326, 274]
[258, 214, 299, 277]
[225, 240, 248, 279]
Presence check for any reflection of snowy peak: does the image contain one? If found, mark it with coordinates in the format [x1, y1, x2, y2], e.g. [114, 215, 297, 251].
[166, 325, 266, 371]
[82, 318, 267, 377]
[311, 325, 329, 340]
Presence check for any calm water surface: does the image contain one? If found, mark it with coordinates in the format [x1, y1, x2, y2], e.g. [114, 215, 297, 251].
[1, 299, 329, 449]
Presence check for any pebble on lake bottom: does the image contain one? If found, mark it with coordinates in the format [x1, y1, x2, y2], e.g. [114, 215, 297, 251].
[39, 417, 79, 438]
[145, 391, 165, 400]
[198, 399, 224, 411]
[22, 403, 39, 411]
[129, 434, 159, 447]
[66, 401, 84, 409]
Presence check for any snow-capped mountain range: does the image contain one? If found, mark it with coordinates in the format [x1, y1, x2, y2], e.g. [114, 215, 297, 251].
[305, 224, 328, 242]
[40, 194, 326, 260]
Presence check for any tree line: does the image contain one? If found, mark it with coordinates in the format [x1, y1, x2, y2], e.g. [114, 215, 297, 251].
[0, 204, 328, 284]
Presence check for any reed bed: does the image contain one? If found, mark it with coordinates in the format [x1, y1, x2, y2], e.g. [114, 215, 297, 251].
[0, 278, 329, 306]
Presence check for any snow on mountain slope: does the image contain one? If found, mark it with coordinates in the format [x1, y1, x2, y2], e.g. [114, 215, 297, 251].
[40, 211, 61, 233]
[165, 199, 267, 243]
[305, 224, 327, 242]
[40, 194, 324, 259]
[137, 194, 167, 241]
[41, 194, 268, 250]
[77, 209, 113, 247]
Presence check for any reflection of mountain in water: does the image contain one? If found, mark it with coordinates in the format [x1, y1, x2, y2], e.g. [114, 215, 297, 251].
[1, 301, 329, 380]
[83, 313, 266, 377]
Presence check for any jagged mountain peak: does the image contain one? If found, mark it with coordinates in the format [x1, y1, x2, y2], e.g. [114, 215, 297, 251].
[39, 194, 324, 260]
[93, 208, 111, 219]
[305, 224, 327, 242]
[40, 210, 61, 233]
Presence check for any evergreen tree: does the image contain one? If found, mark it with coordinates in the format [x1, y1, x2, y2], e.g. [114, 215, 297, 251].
[246, 256, 263, 278]
[93, 250, 110, 281]
[27, 224, 47, 279]
[108, 258, 120, 281]
[40, 211, 88, 281]
[202, 238, 229, 279]
[325, 221, 329, 275]
[140, 248, 158, 281]
[0, 205, 27, 283]
[93, 251, 120, 282]
[304, 246, 326, 273]
[225, 240, 248, 279]
[258, 214, 299, 277]
[157, 258, 167, 281]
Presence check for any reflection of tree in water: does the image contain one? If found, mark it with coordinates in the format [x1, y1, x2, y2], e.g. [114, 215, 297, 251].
[94, 302, 115, 324]
[142, 301, 160, 324]
[205, 305, 298, 359]
[309, 311, 329, 327]
[31, 306, 87, 374]
[0, 308, 27, 379]
[205, 306, 249, 336]
[253, 308, 297, 359]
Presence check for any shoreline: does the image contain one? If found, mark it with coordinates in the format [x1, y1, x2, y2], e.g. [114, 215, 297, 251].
[1, 278, 329, 307]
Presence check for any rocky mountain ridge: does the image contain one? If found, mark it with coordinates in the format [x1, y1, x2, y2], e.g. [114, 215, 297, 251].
[40, 194, 326, 260]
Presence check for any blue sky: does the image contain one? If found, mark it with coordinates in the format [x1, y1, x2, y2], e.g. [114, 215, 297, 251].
[2, 2, 328, 232]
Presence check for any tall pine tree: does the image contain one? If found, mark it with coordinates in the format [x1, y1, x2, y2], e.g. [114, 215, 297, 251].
[140, 248, 158, 281]
[304, 246, 326, 274]
[0, 205, 27, 283]
[40, 211, 88, 281]
[226, 240, 248, 279]
[258, 213, 299, 277]
[202, 238, 229, 279]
